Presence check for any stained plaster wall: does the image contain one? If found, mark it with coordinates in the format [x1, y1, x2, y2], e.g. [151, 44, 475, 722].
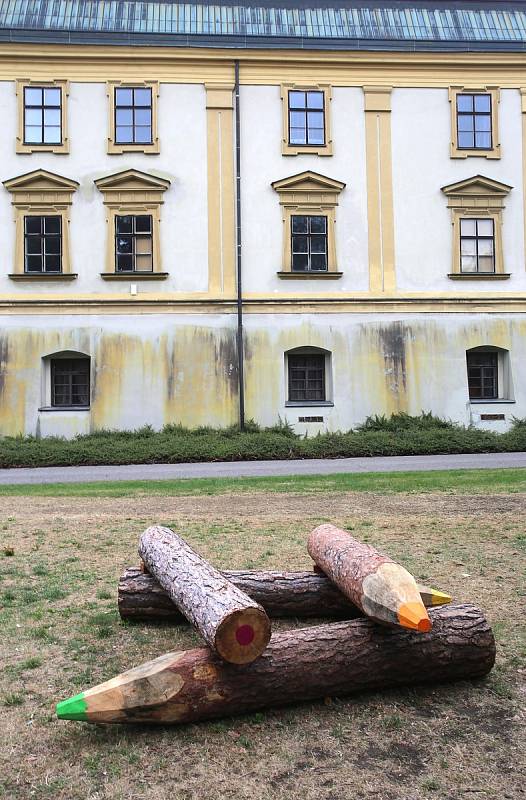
[0, 313, 524, 437]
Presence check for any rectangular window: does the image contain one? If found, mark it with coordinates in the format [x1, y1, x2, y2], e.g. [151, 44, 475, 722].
[115, 215, 153, 272]
[288, 354, 326, 402]
[288, 90, 325, 146]
[114, 87, 153, 145]
[24, 216, 62, 273]
[51, 359, 90, 407]
[460, 218, 495, 273]
[467, 352, 498, 400]
[23, 86, 62, 145]
[456, 93, 492, 150]
[291, 216, 328, 272]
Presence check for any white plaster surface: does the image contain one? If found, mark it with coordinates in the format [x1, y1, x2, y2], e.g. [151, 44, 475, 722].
[240, 85, 369, 293]
[391, 87, 525, 291]
[0, 82, 209, 293]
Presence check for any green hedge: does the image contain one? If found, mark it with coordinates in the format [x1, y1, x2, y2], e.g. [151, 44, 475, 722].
[0, 413, 525, 468]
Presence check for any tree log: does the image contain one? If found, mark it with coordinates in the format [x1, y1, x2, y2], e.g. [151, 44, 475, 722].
[118, 567, 451, 623]
[308, 524, 431, 632]
[138, 526, 271, 664]
[118, 566, 362, 622]
[56, 603, 495, 725]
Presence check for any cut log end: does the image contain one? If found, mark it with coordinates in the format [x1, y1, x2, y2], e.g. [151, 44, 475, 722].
[214, 607, 272, 664]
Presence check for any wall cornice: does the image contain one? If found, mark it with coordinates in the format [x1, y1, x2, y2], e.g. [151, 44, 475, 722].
[2, 44, 526, 87]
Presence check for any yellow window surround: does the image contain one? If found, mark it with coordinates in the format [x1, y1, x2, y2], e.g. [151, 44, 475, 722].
[281, 83, 333, 156]
[449, 86, 500, 160]
[94, 168, 170, 278]
[271, 170, 345, 278]
[3, 168, 78, 279]
[107, 80, 160, 155]
[16, 78, 69, 155]
[441, 174, 512, 279]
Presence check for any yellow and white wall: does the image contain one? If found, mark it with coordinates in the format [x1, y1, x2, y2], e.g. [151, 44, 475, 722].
[0, 44, 525, 436]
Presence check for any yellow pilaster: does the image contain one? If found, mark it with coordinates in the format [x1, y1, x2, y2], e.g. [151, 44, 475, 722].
[520, 88, 526, 271]
[364, 86, 396, 293]
[205, 83, 236, 296]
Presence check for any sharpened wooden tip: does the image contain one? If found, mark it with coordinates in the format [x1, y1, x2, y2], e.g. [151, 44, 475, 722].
[397, 602, 432, 632]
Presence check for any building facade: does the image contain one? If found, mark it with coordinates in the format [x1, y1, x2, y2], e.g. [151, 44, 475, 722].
[0, 1, 526, 437]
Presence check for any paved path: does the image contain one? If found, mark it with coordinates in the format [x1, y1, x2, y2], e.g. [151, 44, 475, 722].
[0, 452, 524, 484]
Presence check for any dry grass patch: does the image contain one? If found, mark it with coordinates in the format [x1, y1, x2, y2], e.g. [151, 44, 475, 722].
[0, 491, 524, 800]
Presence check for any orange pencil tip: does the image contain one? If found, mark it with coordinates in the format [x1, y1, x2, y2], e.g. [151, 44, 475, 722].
[398, 602, 432, 633]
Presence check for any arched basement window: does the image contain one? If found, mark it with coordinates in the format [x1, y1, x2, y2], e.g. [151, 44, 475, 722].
[285, 347, 332, 405]
[42, 351, 91, 409]
[466, 346, 512, 402]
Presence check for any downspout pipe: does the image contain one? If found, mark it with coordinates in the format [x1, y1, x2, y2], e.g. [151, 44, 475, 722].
[234, 60, 245, 430]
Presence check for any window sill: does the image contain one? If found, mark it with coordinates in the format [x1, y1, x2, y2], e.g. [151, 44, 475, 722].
[285, 401, 334, 407]
[450, 147, 500, 160]
[448, 273, 510, 280]
[282, 143, 333, 157]
[470, 399, 515, 404]
[39, 406, 90, 412]
[277, 271, 343, 280]
[9, 273, 78, 281]
[100, 272, 169, 281]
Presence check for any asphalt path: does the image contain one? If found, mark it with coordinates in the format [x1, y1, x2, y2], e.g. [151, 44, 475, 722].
[0, 452, 524, 484]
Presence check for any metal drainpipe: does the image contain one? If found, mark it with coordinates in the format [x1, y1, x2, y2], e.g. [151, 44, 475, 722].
[234, 60, 245, 430]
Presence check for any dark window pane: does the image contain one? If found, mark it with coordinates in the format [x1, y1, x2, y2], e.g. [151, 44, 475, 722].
[310, 235, 327, 253]
[292, 253, 309, 271]
[44, 217, 61, 234]
[467, 351, 498, 399]
[288, 354, 326, 402]
[26, 237, 42, 255]
[25, 217, 42, 234]
[26, 255, 43, 272]
[135, 215, 152, 233]
[292, 216, 308, 233]
[117, 236, 133, 254]
[44, 255, 61, 272]
[292, 235, 308, 253]
[117, 254, 134, 271]
[310, 254, 328, 271]
[310, 216, 326, 233]
[45, 236, 61, 255]
[116, 216, 133, 234]
[51, 358, 90, 407]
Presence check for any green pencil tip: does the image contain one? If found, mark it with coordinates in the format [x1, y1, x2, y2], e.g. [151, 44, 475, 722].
[56, 692, 87, 721]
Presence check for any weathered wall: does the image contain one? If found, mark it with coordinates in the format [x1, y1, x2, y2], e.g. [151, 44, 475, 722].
[0, 313, 524, 437]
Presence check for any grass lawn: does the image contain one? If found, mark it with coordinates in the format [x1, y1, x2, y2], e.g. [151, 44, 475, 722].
[0, 474, 524, 799]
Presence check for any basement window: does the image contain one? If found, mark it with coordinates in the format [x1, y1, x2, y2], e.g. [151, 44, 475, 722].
[51, 357, 90, 408]
[466, 347, 513, 402]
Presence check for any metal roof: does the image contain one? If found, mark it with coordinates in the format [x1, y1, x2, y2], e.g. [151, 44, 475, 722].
[1, 1, 526, 50]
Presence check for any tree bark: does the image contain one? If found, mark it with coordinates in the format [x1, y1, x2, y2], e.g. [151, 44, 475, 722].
[65, 604, 495, 725]
[308, 524, 431, 632]
[118, 566, 361, 622]
[138, 526, 271, 664]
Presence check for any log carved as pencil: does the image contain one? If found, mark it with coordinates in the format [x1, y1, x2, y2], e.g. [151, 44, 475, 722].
[138, 526, 271, 664]
[57, 603, 495, 725]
